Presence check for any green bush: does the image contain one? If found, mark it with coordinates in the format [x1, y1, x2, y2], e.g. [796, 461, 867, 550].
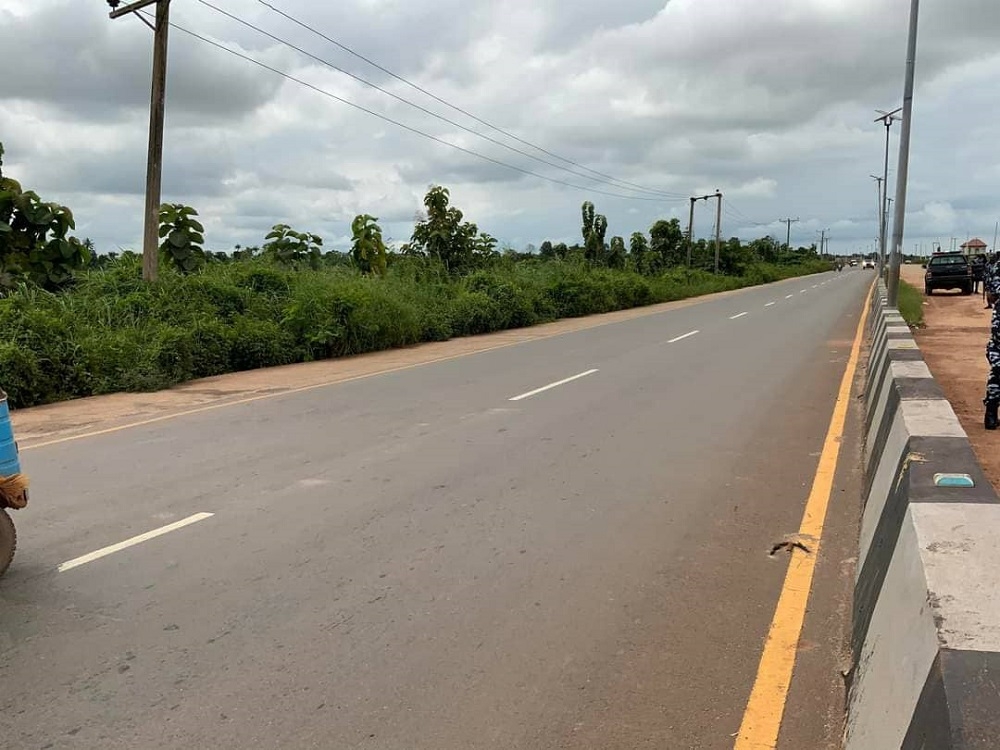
[0, 254, 829, 409]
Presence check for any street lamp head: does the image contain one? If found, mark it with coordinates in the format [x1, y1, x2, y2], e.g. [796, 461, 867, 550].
[107, 0, 121, 7]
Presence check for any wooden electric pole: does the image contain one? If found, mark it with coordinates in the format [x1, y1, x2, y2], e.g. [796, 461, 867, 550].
[713, 191, 722, 274]
[687, 197, 696, 267]
[780, 217, 799, 253]
[109, 0, 171, 282]
[687, 192, 718, 269]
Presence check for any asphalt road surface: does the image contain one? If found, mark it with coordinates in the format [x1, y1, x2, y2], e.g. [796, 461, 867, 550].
[0, 269, 872, 750]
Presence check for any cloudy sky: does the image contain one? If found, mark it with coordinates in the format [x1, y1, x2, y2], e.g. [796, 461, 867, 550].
[1, 0, 998, 256]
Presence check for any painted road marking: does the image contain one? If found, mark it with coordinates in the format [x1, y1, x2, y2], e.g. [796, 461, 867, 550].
[667, 330, 699, 344]
[785, 294, 794, 299]
[58, 513, 216, 573]
[19, 279, 813, 452]
[730, 312, 749, 320]
[508, 369, 599, 402]
[799, 289, 807, 294]
[812, 284, 819, 288]
[765, 302, 776, 307]
[733, 281, 872, 749]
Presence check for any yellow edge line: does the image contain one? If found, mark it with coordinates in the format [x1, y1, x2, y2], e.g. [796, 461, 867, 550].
[21, 272, 830, 452]
[733, 280, 873, 750]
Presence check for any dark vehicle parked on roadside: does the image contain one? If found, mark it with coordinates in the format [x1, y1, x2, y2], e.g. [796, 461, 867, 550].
[924, 252, 973, 295]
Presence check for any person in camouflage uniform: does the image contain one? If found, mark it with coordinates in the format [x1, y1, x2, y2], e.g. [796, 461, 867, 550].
[985, 295, 1000, 430]
[985, 253, 1000, 309]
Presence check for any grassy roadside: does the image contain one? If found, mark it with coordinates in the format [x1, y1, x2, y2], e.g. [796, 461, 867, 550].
[0, 256, 830, 409]
[897, 280, 924, 327]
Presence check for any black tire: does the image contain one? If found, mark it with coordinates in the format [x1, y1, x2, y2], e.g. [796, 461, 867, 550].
[962, 283, 973, 296]
[0, 509, 15, 578]
[925, 285, 933, 296]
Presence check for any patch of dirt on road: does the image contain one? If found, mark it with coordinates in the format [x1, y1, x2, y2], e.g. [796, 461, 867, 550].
[901, 265, 1000, 490]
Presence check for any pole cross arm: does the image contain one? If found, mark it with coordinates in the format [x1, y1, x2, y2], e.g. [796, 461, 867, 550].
[109, 0, 162, 19]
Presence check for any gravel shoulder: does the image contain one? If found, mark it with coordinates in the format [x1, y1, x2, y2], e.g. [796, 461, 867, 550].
[902, 264, 1000, 489]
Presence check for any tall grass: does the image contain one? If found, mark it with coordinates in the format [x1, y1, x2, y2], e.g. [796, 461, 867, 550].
[897, 280, 924, 328]
[0, 255, 831, 408]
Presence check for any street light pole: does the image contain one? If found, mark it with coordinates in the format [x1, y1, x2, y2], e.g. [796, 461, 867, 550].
[874, 107, 902, 277]
[887, 0, 920, 308]
[870, 174, 884, 266]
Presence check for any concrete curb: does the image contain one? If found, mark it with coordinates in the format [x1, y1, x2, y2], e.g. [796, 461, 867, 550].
[845, 282, 1000, 749]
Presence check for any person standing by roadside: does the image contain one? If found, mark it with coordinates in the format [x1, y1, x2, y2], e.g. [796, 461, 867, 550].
[985, 254, 1000, 309]
[985, 292, 1000, 430]
[972, 254, 985, 295]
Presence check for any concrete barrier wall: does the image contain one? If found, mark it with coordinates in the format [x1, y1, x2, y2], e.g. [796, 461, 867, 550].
[844, 282, 1000, 749]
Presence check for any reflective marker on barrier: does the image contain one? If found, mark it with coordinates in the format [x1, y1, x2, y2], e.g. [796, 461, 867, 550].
[933, 473, 975, 488]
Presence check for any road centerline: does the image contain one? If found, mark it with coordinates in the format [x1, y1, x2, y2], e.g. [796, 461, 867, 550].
[667, 330, 700, 344]
[729, 312, 749, 320]
[765, 302, 776, 307]
[785, 294, 794, 299]
[508, 369, 599, 402]
[58, 513, 216, 573]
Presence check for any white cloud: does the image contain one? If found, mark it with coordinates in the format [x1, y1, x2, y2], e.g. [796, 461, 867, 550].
[1, 0, 999, 256]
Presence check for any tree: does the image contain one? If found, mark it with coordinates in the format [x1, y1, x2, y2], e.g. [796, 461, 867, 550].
[350, 214, 388, 276]
[263, 223, 323, 269]
[629, 232, 649, 273]
[607, 236, 626, 269]
[158, 203, 205, 274]
[539, 240, 555, 259]
[581, 201, 595, 245]
[718, 237, 754, 276]
[404, 185, 489, 274]
[474, 232, 499, 261]
[0, 142, 91, 289]
[649, 218, 685, 268]
[233, 244, 261, 261]
[748, 236, 780, 264]
[582, 201, 608, 265]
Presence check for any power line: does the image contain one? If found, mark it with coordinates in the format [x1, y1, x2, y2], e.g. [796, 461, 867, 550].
[195, 0, 685, 201]
[253, 0, 688, 200]
[153, 13, 673, 202]
[723, 199, 770, 227]
[722, 205, 757, 227]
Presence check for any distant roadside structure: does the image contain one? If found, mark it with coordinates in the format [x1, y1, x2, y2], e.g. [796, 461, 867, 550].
[961, 238, 988, 256]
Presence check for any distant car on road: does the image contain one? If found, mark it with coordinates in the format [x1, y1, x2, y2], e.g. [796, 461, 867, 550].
[849, 259, 858, 267]
[924, 252, 973, 295]
[862, 260, 875, 270]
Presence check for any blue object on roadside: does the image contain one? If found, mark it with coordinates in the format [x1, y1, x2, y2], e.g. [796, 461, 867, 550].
[933, 472, 975, 488]
[0, 391, 22, 478]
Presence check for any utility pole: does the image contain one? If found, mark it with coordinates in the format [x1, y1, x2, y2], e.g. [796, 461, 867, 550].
[687, 191, 718, 268]
[817, 229, 830, 258]
[109, 0, 171, 283]
[714, 191, 723, 274]
[992, 221, 998, 255]
[687, 198, 696, 267]
[780, 218, 799, 253]
[886, 0, 920, 307]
